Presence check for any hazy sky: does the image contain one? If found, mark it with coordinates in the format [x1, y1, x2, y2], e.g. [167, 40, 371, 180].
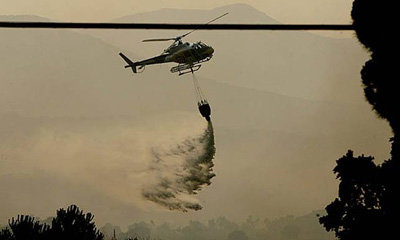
[1, 0, 387, 229]
[2, 0, 353, 23]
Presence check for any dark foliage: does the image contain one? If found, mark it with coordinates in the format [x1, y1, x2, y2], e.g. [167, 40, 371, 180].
[319, 151, 386, 239]
[0, 215, 50, 240]
[0, 228, 13, 240]
[0, 205, 103, 240]
[352, 0, 400, 136]
[49, 205, 103, 240]
[320, 150, 400, 239]
[320, 1, 400, 239]
[351, 0, 393, 53]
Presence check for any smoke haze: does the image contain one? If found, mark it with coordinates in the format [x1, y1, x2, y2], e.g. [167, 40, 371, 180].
[0, 4, 392, 226]
[1, 113, 214, 213]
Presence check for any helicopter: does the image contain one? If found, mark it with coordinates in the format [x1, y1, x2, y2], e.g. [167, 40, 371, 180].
[119, 13, 228, 76]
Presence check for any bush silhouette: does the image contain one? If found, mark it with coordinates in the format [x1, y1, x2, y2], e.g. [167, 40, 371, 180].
[319, 151, 385, 239]
[49, 205, 103, 240]
[0, 205, 103, 240]
[8, 215, 50, 240]
[0, 228, 14, 240]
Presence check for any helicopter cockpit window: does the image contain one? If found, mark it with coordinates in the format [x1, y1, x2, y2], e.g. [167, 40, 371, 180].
[199, 42, 207, 47]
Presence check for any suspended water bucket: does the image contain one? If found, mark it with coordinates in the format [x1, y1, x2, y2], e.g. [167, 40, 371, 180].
[198, 100, 211, 121]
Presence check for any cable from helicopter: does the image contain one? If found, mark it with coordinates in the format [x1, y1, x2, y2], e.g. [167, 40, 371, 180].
[191, 73, 211, 122]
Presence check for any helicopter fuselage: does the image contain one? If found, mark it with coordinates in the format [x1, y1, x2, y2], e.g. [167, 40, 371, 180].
[136, 41, 214, 67]
[163, 41, 214, 64]
[119, 41, 214, 75]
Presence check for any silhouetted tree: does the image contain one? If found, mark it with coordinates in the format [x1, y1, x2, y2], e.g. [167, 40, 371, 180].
[319, 151, 386, 239]
[352, 0, 400, 150]
[0, 228, 13, 240]
[49, 205, 103, 240]
[0, 205, 103, 240]
[319, 1, 400, 239]
[8, 215, 50, 240]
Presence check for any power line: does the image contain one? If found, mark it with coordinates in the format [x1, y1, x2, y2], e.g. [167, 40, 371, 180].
[0, 22, 353, 30]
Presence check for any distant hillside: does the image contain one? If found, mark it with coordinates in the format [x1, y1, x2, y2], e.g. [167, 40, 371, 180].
[0, 15, 49, 21]
[100, 210, 334, 240]
[115, 4, 279, 24]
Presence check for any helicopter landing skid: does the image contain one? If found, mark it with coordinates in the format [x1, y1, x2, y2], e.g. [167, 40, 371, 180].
[170, 57, 212, 76]
[170, 64, 201, 76]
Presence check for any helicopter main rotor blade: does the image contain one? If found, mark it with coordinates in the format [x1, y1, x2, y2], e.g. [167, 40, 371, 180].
[141, 13, 229, 43]
[142, 38, 176, 42]
[179, 12, 229, 39]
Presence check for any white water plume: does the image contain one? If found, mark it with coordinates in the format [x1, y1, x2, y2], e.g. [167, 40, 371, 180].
[143, 121, 215, 211]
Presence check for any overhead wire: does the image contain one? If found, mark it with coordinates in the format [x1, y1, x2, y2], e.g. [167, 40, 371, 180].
[0, 22, 353, 31]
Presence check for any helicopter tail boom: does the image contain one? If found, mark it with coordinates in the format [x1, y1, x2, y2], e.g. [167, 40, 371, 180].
[119, 52, 138, 73]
